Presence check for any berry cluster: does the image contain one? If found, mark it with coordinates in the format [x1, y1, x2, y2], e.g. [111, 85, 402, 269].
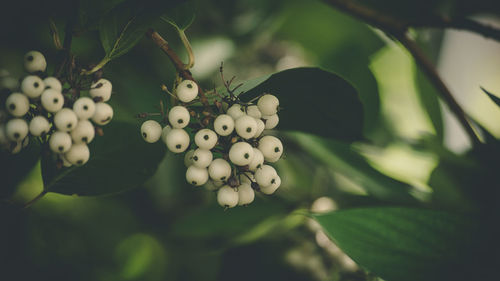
[141, 79, 283, 208]
[0, 51, 114, 167]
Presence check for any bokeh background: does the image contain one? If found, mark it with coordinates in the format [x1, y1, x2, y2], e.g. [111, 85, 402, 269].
[1, 0, 500, 280]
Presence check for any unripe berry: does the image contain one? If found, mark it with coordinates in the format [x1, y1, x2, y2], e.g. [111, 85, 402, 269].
[235, 115, 257, 139]
[254, 164, 278, 187]
[6, 118, 28, 141]
[91, 103, 113, 125]
[89, 78, 112, 102]
[192, 148, 213, 168]
[24, 51, 47, 73]
[248, 148, 264, 171]
[226, 104, 245, 120]
[43, 77, 62, 92]
[161, 125, 172, 143]
[184, 149, 195, 167]
[141, 120, 162, 143]
[245, 105, 262, 119]
[41, 89, 64, 113]
[262, 114, 279, 129]
[54, 108, 78, 132]
[49, 131, 72, 153]
[21, 75, 44, 98]
[208, 158, 231, 181]
[229, 142, 254, 166]
[5, 93, 29, 117]
[217, 185, 238, 208]
[257, 94, 279, 116]
[29, 116, 50, 136]
[258, 135, 283, 162]
[260, 175, 281, 195]
[165, 128, 190, 153]
[214, 114, 234, 136]
[186, 165, 209, 186]
[254, 119, 265, 138]
[195, 129, 218, 150]
[168, 106, 190, 129]
[204, 180, 223, 191]
[176, 80, 198, 102]
[73, 97, 96, 119]
[71, 119, 95, 143]
[237, 183, 255, 205]
[65, 143, 90, 166]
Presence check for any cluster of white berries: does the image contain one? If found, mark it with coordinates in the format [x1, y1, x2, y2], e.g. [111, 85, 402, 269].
[0, 51, 114, 167]
[141, 79, 283, 208]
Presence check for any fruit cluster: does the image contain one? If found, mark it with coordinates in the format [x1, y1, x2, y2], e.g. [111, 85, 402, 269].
[0, 51, 114, 167]
[141, 79, 283, 208]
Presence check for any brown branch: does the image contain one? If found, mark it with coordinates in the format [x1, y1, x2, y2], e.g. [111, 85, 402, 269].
[412, 16, 500, 42]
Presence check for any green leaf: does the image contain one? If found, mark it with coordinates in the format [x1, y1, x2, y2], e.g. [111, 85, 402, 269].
[481, 87, 500, 108]
[315, 207, 479, 281]
[160, 0, 196, 31]
[78, 0, 125, 30]
[41, 121, 166, 196]
[240, 67, 364, 142]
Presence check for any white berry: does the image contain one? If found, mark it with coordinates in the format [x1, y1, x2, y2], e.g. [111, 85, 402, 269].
[29, 116, 50, 136]
[176, 80, 198, 102]
[228, 142, 254, 166]
[6, 118, 28, 141]
[254, 119, 265, 138]
[257, 94, 279, 116]
[235, 115, 257, 139]
[24, 51, 47, 73]
[21, 75, 44, 98]
[192, 148, 213, 168]
[208, 158, 231, 181]
[60, 154, 73, 167]
[165, 128, 190, 153]
[213, 114, 234, 136]
[255, 164, 278, 187]
[41, 89, 64, 113]
[246, 105, 262, 119]
[204, 180, 223, 191]
[168, 106, 190, 129]
[71, 119, 95, 144]
[6, 93, 29, 117]
[260, 175, 281, 195]
[43, 77, 62, 92]
[184, 149, 195, 167]
[49, 131, 72, 153]
[262, 114, 279, 129]
[65, 143, 90, 166]
[186, 165, 209, 186]
[91, 103, 113, 125]
[195, 129, 218, 150]
[217, 185, 239, 208]
[248, 148, 264, 171]
[237, 183, 255, 206]
[161, 125, 172, 143]
[54, 108, 78, 132]
[141, 120, 162, 143]
[89, 78, 112, 102]
[258, 136, 283, 162]
[226, 104, 245, 120]
[73, 97, 96, 119]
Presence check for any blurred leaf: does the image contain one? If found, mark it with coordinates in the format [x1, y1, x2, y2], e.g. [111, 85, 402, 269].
[161, 0, 196, 31]
[78, 0, 125, 30]
[481, 87, 500, 108]
[41, 121, 166, 196]
[241, 67, 364, 142]
[315, 207, 478, 281]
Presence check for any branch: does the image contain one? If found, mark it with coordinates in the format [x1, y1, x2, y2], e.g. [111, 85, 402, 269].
[412, 16, 500, 42]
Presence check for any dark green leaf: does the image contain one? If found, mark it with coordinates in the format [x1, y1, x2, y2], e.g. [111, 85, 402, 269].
[161, 0, 196, 31]
[240, 67, 364, 142]
[315, 207, 479, 281]
[78, 0, 125, 30]
[481, 87, 500, 108]
[41, 121, 166, 196]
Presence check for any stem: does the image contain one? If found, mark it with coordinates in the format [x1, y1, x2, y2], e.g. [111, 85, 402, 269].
[81, 57, 110, 75]
[177, 28, 195, 70]
[49, 19, 63, 50]
[23, 190, 48, 209]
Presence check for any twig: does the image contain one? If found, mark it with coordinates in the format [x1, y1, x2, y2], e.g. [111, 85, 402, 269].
[49, 19, 63, 50]
[23, 190, 48, 209]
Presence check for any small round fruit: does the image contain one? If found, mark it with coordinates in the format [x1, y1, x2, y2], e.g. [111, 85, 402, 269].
[6, 118, 28, 141]
[217, 185, 239, 208]
[21, 75, 44, 98]
[258, 135, 283, 162]
[194, 129, 218, 150]
[65, 143, 90, 166]
[161, 125, 172, 143]
[54, 108, 78, 132]
[204, 180, 223, 191]
[176, 80, 198, 102]
[254, 165, 278, 188]
[49, 131, 72, 153]
[226, 104, 245, 120]
[41, 89, 64, 113]
[254, 119, 265, 138]
[43, 77, 62, 92]
[192, 148, 213, 168]
[165, 128, 190, 153]
[24, 51, 47, 73]
[262, 114, 279, 129]
[260, 175, 281, 195]
[214, 114, 234, 136]
[245, 105, 262, 119]
[229, 142, 254, 166]
[60, 154, 73, 167]
[0, 76, 19, 91]
[237, 183, 255, 206]
[5, 93, 29, 117]
[186, 165, 209, 186]
[71, 120, 95, 143]
[29, 116, 50, 136]
[89, 78, 112, 102]
[235, 115, 257, 139]
[257, 94, 279, 116]
[73, 97, 96, 119]
[91, 103, 113, 125]
[184, 149, 195, 167]
[141, 120, 162, 143]
[168, 106, 190, 129]
[208, 158, 231, 181]
[248, 148, 264, 171]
